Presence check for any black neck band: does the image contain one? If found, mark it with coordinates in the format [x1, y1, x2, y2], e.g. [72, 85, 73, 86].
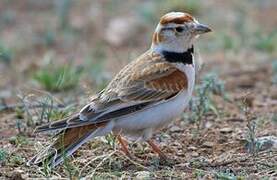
[162, 46, 194, 65]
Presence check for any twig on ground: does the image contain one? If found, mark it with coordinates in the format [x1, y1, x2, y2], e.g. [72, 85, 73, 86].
[85, 150, 117, 178]
[78, 147, 107, 176]
[119, 151, 149, 170]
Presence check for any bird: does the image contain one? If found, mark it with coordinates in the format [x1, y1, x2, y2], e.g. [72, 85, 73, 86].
[28, 12, 211, 167]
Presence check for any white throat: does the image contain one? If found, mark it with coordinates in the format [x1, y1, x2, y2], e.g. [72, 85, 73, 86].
[151, 42, 193, 54]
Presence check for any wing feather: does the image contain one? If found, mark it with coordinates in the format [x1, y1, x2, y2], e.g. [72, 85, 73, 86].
[79, 51, 188, 123]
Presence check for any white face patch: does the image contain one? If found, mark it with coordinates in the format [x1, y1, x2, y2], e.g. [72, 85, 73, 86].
[152, 21, 196, 53]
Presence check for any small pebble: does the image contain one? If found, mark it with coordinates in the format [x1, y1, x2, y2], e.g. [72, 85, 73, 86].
[202, 142, 214, 148]
[220, 127, 233, 133]
[191, 152, 199, 157]
[135, 171, 151, 179]
[169, 125, 181, 132]
[188, 146, 197, 151]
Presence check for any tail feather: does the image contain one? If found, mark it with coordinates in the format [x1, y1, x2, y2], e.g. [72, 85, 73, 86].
[35, 114, 80, 133]
[28, 122, 107, 167]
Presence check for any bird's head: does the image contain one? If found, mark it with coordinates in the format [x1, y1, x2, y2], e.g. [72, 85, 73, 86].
[151, 12, 211, 53]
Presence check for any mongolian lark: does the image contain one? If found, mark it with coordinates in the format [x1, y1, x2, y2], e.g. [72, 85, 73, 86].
[28, 12, 211, 167]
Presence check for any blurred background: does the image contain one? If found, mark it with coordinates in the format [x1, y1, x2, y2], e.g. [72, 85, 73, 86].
[0, 0, 276, 178]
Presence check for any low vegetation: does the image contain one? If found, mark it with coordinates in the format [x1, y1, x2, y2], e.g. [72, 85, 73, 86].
[185, 72, 225, 128]
[33, 56, 83, 92]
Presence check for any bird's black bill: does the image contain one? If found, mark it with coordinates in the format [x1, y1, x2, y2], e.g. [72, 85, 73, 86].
[194, 23, 212, 34]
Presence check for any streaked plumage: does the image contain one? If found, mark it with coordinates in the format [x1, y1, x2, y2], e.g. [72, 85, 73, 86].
[28, 12, 211, 167]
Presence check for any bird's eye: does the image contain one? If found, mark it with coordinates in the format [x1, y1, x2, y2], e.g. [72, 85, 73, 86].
[175, 27, 184, 33]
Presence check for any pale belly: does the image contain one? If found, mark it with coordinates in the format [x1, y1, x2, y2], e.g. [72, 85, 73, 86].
[113, 90, 190, 133]
[112, 64, 195, 139]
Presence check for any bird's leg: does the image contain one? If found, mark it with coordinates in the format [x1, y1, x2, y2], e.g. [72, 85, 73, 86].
[147, 139, 167, 160]
[117, 134, 131, 156]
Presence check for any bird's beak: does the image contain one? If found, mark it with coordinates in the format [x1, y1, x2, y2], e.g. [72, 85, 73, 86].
[194, 23, 212, 34]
